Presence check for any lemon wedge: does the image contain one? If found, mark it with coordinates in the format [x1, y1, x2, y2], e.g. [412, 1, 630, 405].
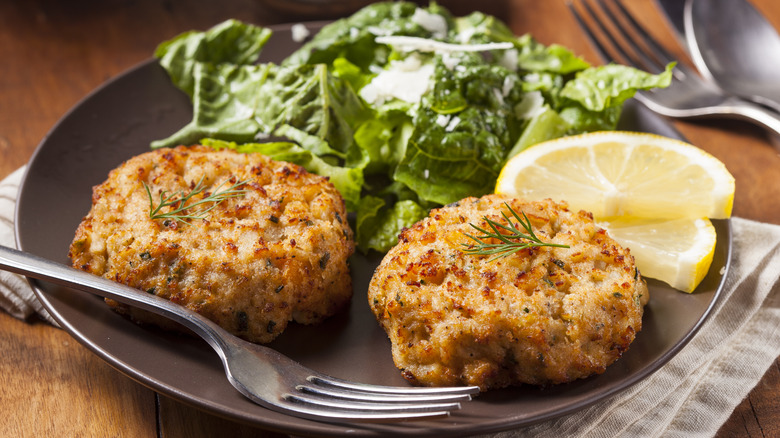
[598, 217, 717, 293]
[496, 131, 735, 220]
[495, 131, 734, 292]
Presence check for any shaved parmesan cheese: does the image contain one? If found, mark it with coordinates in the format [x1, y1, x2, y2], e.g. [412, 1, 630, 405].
[456, 27, 476, 44]
[445, 116, 461, 132]
[502, 76, 516, 97]
[514, 91, 546, 119]
[498, 48, 519, 71]
[291, 23, 310, 43]
[375, 35, 513, 53]
[441, 52, 459, 70]
[367, 25, 391, 36]
[411, 8, 448, 39]
[360, 55, 435, 105]
[524, 73, 541, 83]
[492, 88, 505, 106]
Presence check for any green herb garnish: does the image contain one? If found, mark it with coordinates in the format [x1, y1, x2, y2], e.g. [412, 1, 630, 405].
[461, 203, 569, 261]
[145, 176, 248, 224]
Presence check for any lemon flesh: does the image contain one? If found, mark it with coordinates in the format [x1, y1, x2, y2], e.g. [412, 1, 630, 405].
[496, 132, 735, 220]
[599, 217, 717, 293]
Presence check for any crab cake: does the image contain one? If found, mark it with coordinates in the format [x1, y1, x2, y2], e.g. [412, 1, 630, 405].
[69, 145, 354, 344]
[368, 194, 648, 391]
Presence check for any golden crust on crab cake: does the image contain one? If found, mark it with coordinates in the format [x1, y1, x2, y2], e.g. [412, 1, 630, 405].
[69, 145, 354, 344]
[368, 195, 648, 391]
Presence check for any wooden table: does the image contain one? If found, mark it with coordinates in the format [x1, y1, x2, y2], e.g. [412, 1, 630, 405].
[1, 0, 778, 436]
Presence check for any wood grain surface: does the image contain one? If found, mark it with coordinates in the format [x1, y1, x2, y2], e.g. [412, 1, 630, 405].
[1, 0, 778, 436]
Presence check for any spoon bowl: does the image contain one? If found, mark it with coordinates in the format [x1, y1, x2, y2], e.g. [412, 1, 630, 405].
[686, 0, 780, 112]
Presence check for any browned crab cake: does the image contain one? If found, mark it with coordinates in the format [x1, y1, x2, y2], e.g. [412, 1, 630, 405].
[69, 145, 354, 344]
[368, 194, 648, 391]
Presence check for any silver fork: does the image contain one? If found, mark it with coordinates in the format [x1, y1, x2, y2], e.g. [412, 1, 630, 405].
[0, 244, 479, 423]
[568, 0, 780, 138]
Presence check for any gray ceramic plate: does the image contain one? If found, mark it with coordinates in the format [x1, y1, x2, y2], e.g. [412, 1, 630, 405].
[15, 22, 731, 437]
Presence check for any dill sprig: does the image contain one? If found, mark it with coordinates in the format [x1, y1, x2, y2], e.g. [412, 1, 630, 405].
[144, 176, 248, 224]
[461, 202, 569, 261]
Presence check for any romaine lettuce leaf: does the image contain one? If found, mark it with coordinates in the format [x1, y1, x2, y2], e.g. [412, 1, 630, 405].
[550, 63, 673, 134]
[155, 19, 272, 98]
[283, 2, 448, 71]
[253, 63, 371, 158]
[353, 109, 413, 175]
[560, 63, 674, 112]
[454, 11, 518, 45]
[331, 57, 373, 92]
[508, 106, 571, 157]
[150, 62, 273, 148]
[356, 196, 427, 252]
[558, 105, 622, 133]
[152, 62, 371, 156]
[514, 34, 591, 74]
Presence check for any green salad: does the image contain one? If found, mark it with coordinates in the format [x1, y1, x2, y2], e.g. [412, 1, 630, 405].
[151, 1, 671, 252]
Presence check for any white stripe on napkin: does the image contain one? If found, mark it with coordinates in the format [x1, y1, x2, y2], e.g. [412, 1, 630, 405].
[0, 166, 57, 325]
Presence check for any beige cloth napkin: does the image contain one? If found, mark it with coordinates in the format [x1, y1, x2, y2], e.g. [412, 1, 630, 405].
[2, 166, 779, 436]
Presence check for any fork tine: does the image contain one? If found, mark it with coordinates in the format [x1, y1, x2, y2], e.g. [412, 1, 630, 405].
[567, 1, 621, 65]
[273, 387, 465, 422]
[298, 384, 474, 403]
[225, 333, 481, 423]
[285, 393, 462, 414]
[279, 401, 455, 422]
[603, 0, 697, 83]
[570, 0, 694, 84]
[569, 0, 658, 72]
[608, 0, 704, 85]
[309, 375, 480, 397]
[594, 1, 666, 72]
[241, 382, 467, 422]
[607, 0, 677, 67]
[276, 373, 480, 422]
[271, 394, 457, 421]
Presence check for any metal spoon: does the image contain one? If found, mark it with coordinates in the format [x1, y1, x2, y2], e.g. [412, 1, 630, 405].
[685, 0, 780, 113]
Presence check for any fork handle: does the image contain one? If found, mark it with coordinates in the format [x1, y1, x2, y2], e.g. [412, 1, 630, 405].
[0, 244, 233, 353]
[727, 99, 780, 140]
